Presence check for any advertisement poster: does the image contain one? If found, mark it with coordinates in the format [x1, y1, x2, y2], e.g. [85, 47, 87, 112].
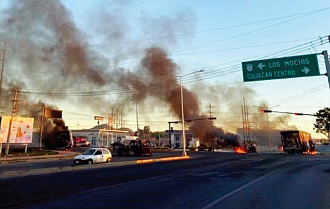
[0, 116, 34, 144]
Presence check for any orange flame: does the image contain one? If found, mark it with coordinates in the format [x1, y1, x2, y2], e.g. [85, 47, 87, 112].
[309, 150, 317, 155]
[234, 147, 247, 154]
[303, 150, 317, 155]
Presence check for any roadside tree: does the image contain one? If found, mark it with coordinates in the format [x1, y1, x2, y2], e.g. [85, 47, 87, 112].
[314, 107, 330, 140]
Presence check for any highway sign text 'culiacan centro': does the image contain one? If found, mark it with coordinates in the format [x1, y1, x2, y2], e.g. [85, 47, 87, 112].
[242, 54, 320, 82]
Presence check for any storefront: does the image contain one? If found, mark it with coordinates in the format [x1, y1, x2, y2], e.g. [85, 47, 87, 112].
[71, 129, 131, 147]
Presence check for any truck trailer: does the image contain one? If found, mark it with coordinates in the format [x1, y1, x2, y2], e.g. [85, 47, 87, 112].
[280, 130, 317, 154]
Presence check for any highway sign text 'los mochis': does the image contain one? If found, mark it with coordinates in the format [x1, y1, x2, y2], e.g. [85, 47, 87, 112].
[242, 54, 320, 82]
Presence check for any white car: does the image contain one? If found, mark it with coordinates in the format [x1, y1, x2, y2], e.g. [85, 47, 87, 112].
[74, 148, 112, 165]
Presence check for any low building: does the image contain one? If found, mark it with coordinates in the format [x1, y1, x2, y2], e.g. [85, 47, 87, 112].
[71, 125, 133, 147]
[165, 129, 199, 148]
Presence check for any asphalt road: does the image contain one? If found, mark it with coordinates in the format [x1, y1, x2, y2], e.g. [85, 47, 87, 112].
[1, 151, 330, 209]
[0, 151, 181, 173]
[1, 145, 328, 174]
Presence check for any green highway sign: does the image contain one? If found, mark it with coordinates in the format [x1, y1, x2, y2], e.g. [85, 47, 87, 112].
[242, 54, 320, 82]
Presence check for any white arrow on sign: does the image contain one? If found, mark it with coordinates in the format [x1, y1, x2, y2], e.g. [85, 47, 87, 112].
[301, 67, 310, 74]
[258, 63, 265, 70]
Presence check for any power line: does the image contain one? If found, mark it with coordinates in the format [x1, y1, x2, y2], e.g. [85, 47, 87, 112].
[18, 35, 329, 96]
[5, 7, 327, 73]
[69, 11, 320, 48]
[269, 83, 328, 108]
[171, 8, 330, 54]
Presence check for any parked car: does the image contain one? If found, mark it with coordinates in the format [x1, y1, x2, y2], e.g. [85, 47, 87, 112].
[74, 148, 112, 165]
[73, 136, 90, 147]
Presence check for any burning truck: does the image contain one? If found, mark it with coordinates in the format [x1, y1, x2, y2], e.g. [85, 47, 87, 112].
[280, 130, 317, 154]
[43, 119, 73, 150]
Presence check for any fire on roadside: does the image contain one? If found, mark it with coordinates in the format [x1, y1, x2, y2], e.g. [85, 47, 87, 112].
[302, 149, 318, 155]
[308, 150, 318, 155]
[234, 147, 247, 154]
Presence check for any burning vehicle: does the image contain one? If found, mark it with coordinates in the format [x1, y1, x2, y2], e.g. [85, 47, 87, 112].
[280, 130, 317, 154]
[112, 139, 152, 157]
[245, 141, 258, 153]
[52, 130, 73, 150]
[198, 143, 210, 151]
[233, 140, 258, 154]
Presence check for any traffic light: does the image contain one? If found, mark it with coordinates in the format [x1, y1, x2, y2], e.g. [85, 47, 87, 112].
[294, 113, 303, 116]
[261, 109, 272, 113]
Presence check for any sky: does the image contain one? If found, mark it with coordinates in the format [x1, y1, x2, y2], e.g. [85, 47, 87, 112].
[0, 0, 330, 138]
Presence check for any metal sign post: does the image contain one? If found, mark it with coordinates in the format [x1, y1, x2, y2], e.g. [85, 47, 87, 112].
[322, 51, 330, 89]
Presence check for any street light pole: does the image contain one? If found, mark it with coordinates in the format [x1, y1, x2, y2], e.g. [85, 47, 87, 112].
[179, 70, 204, 156]
[180, 75, 187, 156]
[263, 104, 272, 153]
[135, 102, 139, 135]
[0, 40, 6, 100]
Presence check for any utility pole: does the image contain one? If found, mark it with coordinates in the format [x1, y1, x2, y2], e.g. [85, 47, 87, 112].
[135, 103, 139, 135]
[208, 102, 215, 151]
[117, 108, 119, 129]
[242, 98, 250, 143]
[245, 105, 251, 142]
[39, 107, 45, 148]
[120, 109, 123, 129]
[0, 41, 6, 100]
[208, 103, 215, 118]
[5, 89, 19, 157]
[114, 108, 116, 129]
[111, 108, 114, 130]
[241, 105, 246, 143]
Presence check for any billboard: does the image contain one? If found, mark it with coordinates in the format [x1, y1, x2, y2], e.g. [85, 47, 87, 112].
[0, 116, 34, 144]
[44, 108, 62, 118]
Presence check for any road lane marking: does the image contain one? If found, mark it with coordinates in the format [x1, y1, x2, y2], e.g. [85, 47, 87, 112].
[202, 168, 280, 209]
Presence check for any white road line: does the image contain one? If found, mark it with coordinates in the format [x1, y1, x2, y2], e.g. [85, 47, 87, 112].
[202, 168, 281, 209]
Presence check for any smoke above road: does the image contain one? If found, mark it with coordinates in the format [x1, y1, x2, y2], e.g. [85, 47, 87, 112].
[0, 0, 195, 132]
[0, 0, 291, 145]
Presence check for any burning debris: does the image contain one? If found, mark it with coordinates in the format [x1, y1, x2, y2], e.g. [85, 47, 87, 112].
[234, 147, 247, 154]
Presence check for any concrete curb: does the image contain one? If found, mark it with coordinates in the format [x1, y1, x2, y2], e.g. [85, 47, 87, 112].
[0, 155, 76, 164]
[0, 156, 191, 179]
